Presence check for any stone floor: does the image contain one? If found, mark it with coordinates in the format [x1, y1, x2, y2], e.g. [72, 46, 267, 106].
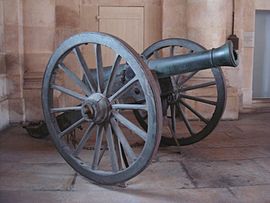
[0, 112, 270, 203]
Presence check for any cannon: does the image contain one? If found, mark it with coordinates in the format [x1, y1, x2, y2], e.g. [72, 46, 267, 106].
[41, 32, 238, 185]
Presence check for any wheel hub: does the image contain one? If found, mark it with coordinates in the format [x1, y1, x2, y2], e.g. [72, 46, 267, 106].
[81, 93, 111, 124]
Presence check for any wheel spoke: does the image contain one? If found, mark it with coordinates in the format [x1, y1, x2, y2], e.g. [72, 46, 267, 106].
[58, 63, 91, 96]
[59, 117, 85, 138]
[73, 122, 95, 156]
[92, 125, 104, 170]
[50, 106, 81, 113]
[176, 104, 195, 135]
[168, 105, 180, 145]
[73, 47, 97, 92]
[113, 134, 124, 170]
[112, 104, 147, 111]
[51, 84, 87, 101]
[180, 93, 217, 106]
[97, 143, 107, 166]
[170, 46, 175, 56]
[170, 105, 176, 134]
[177, 71, 198, 87]
[179, 99, 209, 124]
[120, 143, 129, 168]
[113, 111, 147, 141]
[181, 81, 216, 92]
[95, 44, 104, 92]
[110, 118, 137, 162]
[109, 77, 138, 102]
[103, 55, 121, 97]
[104, 123, 119, 172]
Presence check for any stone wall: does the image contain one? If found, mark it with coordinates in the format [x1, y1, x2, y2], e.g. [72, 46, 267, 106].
[3, 0, 24, 125]
[162, 0, 187, 39]
[1, 0, 269, 125]
[23, 0, 55, 121]
[0, 0, 9, 129]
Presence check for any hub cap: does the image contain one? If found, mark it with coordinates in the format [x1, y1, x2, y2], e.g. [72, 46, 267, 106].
[81, 93, 111, 124]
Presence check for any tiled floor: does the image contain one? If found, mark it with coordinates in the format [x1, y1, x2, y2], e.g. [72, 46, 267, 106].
[0, 113, 270, 203]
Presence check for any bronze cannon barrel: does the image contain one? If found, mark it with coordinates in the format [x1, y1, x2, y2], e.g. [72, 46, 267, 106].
[147, 41, 239, 78]
[89, 41, 239, 82]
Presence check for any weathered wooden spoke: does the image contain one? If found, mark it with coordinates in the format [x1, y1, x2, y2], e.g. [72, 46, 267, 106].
[179, 99, 209, 124]
[104, 55, 121, 97]
[104, 123, 119, 172]
[95, 44, 104, 92]
[113, 111, 147, 141]
[112, 104, 147, 110]
[73, 122, 95, 156]
[113, 135, 125, 170]
[177, 71, 198, 87]
[50, 106, 81, 113]
[181, 81, 216, 92]
[73, 47, 97, 92]
[177, 104, 195, 135]
[59, 117, 85, 138]
[170, 105, 176, 134]
[51, 84, 87, 101]
[170, 46, 175, 56]
[110, 118, 137, 162]
[58, 63, 91, 96]
[180, 93, 217, 106]
[109, 77, 138, 102]
[98, 143, 107, 167]
[92, 125, 104, 170]
[120, 143, 129, 168]
[167, 105, 180, 146]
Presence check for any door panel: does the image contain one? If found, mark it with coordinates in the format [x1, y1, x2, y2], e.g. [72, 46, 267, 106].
[98, 6, 144, 66]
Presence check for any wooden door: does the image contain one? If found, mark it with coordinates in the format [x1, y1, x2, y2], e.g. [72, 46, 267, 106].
[98, 6, 144, 65]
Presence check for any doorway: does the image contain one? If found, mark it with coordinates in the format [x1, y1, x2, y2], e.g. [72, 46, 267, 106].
[252, 10, 270, 99]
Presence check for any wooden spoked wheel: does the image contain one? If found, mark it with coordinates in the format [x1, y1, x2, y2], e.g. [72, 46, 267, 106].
[42, 32, 162, 185]
[135, 38, 226, 146]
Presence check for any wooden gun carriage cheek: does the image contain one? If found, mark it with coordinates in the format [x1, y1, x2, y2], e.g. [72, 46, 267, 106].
[41, 32, 239, 185]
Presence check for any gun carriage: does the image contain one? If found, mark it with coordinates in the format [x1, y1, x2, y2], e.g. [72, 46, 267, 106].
[41, 32, 238, 185]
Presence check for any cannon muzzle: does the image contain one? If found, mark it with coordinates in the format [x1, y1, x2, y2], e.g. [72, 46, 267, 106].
[147, 41, 239, 78]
